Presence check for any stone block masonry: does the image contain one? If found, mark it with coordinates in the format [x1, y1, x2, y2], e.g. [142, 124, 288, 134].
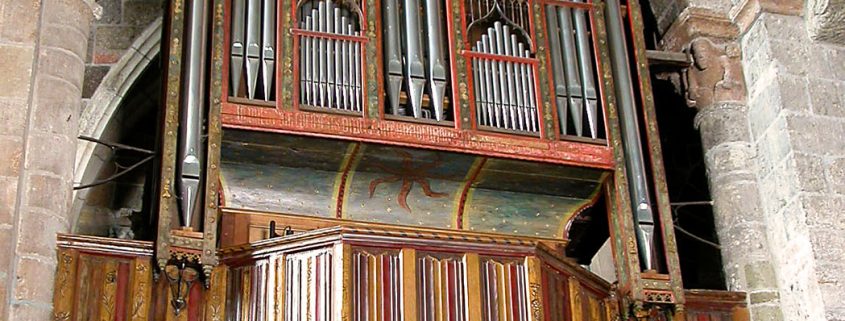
[740, 9, 845, 321]
[0, 0, 97, 319]
[83, 0, 164, 99]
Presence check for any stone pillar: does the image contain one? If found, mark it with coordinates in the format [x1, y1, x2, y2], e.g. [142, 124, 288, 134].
[660, 0, 845, 320]
[685, 37, 784, 320]
[0, 0, 97, 319]
[657, 1, 788, 320]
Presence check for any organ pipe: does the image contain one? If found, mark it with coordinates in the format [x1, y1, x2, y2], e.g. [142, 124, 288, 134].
[471, 21, 537, 133]
[177, 0, 210, 229]
[605, 0, 660, 272]
[299, 0, 362, 112]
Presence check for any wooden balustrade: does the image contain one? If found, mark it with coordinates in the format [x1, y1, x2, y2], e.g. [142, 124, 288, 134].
[220, 225, 615, 321]
[53, 232, 748, 321]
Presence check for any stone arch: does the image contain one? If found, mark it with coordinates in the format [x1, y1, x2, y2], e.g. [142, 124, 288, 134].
[71, 17, 163, 231]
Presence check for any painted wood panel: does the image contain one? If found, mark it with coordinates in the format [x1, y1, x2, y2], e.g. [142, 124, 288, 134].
[479, 258, 529, 321]
[418, 254, 467, 321]
[351, 249, 402, 321]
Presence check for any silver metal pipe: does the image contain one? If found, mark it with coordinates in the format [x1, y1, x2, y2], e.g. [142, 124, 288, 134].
[525, 49, 537, 132]
[354, 31, 362, 112]
[318, 2, 328, 107]
[558, 6, 584, 136]
[517, 43, 531, 132]
[382, 0, 402, 115]
[425, 0, 448, 121]
[544, 5, 569, 134]
[472, 55, 483, 126]
[474, 41, 489, 126]
[340, 17, 350, 110]
[606, 0, 660, 272]
[511, 34, 525, 131]
[493, 21, 512, 128]
[481, 40, 494, 126]
[304, 17, 313, 105]
[327, 5, 337, 108]
[502, 25, 517, 130]
[262, 0, 276, 100]
[483, 33, 502, 128]
[246, 0, 262, 99]
[231, 0, 245, 97]
[404, 0, 426, 117]
[311, 10, 320, 106]
[177, 0, 210, 229]
[572, 4, 599, 138]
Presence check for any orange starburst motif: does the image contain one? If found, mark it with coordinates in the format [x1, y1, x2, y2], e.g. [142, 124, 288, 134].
[368, 150, 449, 212]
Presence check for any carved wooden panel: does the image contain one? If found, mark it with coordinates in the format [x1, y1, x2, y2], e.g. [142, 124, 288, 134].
[351, 249, 402, 321]
[418, 254, 468, 321]
[479, 257, 529, 321]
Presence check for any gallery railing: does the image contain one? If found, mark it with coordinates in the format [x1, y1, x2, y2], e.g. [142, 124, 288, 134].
[221, 0, 616, 168]
[220, 225, 617, 321]
[51, 233, 749, 320]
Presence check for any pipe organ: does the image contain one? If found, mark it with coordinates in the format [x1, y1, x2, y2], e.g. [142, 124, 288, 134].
[544, 2, 602, 139]
[46, 0, 759, 320]
[382, 0, 453, 121]
[230, 0, 277, 100]
[470, 22, 538, 133]
[297, 0, 365, 112]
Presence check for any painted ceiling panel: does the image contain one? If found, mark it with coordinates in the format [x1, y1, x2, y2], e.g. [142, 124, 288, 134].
[220, 129, 608, 239]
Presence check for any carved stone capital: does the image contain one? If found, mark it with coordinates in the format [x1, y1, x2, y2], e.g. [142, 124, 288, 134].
[806, 0, 845, 44]
[661, 7, 738, 51]
[730, 0, 803, 35]
[684, 38, 747, 109]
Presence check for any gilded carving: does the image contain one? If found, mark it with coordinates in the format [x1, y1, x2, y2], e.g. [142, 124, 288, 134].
[529, 282, 543, 321]
[53, 250, 76, 321]
[685, 38, 746, 108]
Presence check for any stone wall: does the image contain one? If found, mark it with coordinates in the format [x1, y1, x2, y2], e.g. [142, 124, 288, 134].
[83, 0, 163, 100]
[740, 10, 845, 320]
[0, 0, 96, 319]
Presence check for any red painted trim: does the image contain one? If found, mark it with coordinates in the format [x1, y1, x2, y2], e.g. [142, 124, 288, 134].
[343, 241, 534, 257]
[113, 262, 130, 321]
[463, 51, 539, 64]
[187, 282, 202, 321]
[455, 157, 487, 229]
[447, 262, 456, 321]
[336, 143, 361, 218]
[222, 103, 614, 169]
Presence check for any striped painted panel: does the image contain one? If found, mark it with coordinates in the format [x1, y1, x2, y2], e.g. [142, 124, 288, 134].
[480, 259, 529, 321]
[542, 267, 570, 321]
[226, 265, 260, 321]
[286, 248, 334, 321]
[351, 250, 401, 321]
[418, 255, 467, 321]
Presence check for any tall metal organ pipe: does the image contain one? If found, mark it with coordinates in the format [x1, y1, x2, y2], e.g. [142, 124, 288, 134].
[177, 0, 210, 229]
[605, 0, 660, 271]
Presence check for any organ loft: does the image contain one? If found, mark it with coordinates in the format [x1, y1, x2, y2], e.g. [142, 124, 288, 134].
[52, 0, 750, 320]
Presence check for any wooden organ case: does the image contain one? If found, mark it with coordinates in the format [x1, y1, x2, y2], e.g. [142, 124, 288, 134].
[50, 0, 752, 320]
